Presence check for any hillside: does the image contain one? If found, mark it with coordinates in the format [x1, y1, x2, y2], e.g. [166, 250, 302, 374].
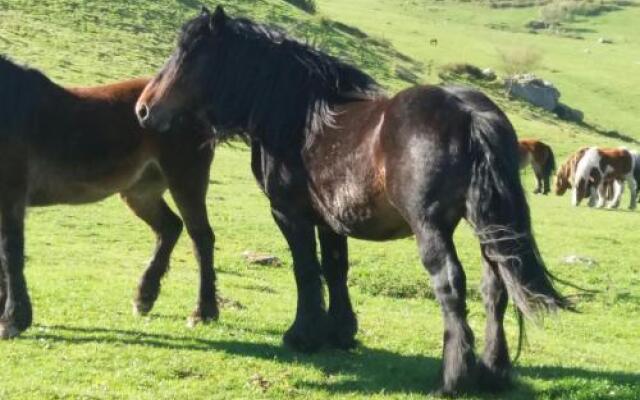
[0, 1, 639, 399]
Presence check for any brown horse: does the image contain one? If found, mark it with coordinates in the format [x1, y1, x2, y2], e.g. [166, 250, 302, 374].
[0, 55, 218, 339]
[518, 139, 555, 194]
[136, 7, 570, 395]
[555, 147, 590, 196]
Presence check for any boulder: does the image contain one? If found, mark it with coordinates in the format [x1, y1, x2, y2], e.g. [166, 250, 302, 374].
[242, 250, 283, 266]
[505, 73, 560, 111]
[481, 68, 496, 81]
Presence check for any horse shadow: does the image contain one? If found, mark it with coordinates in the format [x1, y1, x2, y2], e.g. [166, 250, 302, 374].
[25, 324, 640, 398]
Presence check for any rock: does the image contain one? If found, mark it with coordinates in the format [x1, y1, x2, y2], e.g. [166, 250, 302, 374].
[505, 73, 561, 112]
[598, 37, 613, 44]
[561, 255, 598, 268]
[242, 250, 283, 266]
[481, 68, 496, 81]
[554, 103, 584, 122]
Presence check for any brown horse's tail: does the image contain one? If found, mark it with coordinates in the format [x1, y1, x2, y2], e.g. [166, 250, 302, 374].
[542, 143, 556, 181]
[465, 110, 572, 319]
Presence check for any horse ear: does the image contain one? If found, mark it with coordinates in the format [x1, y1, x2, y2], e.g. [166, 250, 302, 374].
[209, 5, 227, 33]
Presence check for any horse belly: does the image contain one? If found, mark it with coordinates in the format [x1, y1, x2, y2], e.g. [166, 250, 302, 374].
[27, 158, 155, 206]
[319, 187, 412, 241]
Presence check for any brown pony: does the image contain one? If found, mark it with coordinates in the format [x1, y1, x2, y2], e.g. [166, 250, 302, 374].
[555, 147, 590, 196]
[0, 55, 218, 339]
[136, 8, 571, 395]
[518, 139, 555, 194]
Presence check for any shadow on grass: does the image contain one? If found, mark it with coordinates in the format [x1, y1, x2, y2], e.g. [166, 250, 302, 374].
[22, 323, 639, 398]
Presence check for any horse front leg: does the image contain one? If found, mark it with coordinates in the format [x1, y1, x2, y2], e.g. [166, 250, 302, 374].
[595, 182, 607, 208]
[318, 226, 357, 349]
[532, 164, 543, 194]
[161, 144, 217, 326]
[272, 208, 327, 353]
[0, 199, 31, 339]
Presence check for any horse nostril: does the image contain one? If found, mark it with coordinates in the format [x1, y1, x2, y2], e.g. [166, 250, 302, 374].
[137, 104, 150, 122]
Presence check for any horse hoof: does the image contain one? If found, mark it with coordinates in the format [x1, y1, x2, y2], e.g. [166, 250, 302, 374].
[328, 334, 359, 351]
[327, 322, 358, 350]
[476, 361, 512, 392]
[187, 304, 219, 328]
[431, 386, 457, 398]
[132, 300, 154, 316]
[0, 322, 21, 340]
[283, 329, 325, 353]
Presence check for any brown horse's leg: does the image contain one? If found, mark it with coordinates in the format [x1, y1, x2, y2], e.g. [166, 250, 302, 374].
[415, 223, 476, 395]
[272, 208, 327, 353]
[122, 187, 183, 316]
[477, 253, 512, 390]
[0, 197, 30, 339]
[532, 162, 543, 194]
[318, 226, 357, 349]
[161, 147, 217, 326]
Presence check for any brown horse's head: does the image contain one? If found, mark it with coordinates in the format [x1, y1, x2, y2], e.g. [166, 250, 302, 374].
[136, 6, 228, 132]
[555, 147, 590, 196]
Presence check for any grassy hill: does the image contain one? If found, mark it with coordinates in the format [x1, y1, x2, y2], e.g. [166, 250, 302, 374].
[1, 1, 639, 399]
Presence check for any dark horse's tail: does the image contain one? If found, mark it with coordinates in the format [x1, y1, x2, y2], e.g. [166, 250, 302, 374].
[465, 109, 572, 320]
[542, 143, 556, 181]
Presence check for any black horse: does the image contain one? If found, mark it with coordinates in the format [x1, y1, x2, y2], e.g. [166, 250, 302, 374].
[136, 7, 571, 395]
[0, 55, 218, 339]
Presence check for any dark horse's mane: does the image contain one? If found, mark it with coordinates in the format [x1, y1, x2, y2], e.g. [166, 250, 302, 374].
[0, 55, 50, 136]
[178, 13, 383, 150]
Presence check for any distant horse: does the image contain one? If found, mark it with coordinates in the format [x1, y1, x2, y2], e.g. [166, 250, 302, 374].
[555, 147, 589, 197]
[430, 38, 438, 47]
[518, 139, 555, 194]
[136, 7, 570, 395]
[573, 147, 637, 209]
[555, 147, 617, 206]
[0, 55, 218, 339]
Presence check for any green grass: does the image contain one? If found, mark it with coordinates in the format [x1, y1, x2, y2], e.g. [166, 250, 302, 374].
[1, 0, 640, 399]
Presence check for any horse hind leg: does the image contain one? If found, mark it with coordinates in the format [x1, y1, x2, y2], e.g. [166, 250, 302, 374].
[477, 252, 512, 391]
[626, 175, 637, 210]
[122, 190, 183, 317]
[415, 222, 476, 395]
[606, 180, 623, 209]
[318, 227, 357, 350]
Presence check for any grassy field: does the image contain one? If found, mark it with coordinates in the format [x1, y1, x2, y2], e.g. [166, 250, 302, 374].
[1, 0, 639, 399]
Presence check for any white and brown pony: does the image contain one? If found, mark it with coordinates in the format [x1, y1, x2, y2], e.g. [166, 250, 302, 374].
[573, 147, 637, 209]
[518, 139, 556, 194]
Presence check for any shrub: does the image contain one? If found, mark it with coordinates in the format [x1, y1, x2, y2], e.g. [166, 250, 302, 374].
[439, 63, 487, 80]
[283, 0, 317, 14]
[539, 1, 618, 26]
[498, 46, 543, 76]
